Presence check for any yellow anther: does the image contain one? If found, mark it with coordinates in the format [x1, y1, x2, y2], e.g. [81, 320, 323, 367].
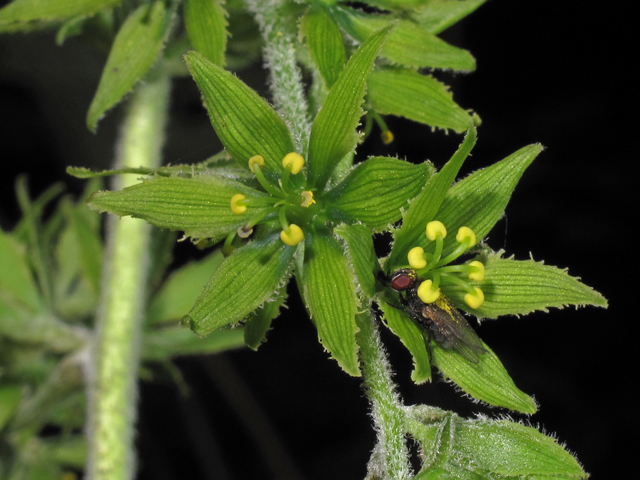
[280, 224, 304, 246]
[456, 226, 477, 247]
[426, 221, 447, 241]
[248, 155, 265, 172]
[408, 246, 427, 270]
[464, 287, 484, 309]
[230, 193, 247, 214]
[282, 152, 304, 174]
[468, 260, 485, 281]
[381, 130, 394, 145]
[300, 191, 316, 208]
[417, 279, 440, 304]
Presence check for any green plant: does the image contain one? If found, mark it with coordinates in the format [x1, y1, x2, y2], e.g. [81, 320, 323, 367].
[1, 0, 607, 479]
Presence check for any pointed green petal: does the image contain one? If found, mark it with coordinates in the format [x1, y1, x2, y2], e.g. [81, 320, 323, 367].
[300, 5, 347, 89]
[387, 125, 476, 269]
[302, 230, 360, 376]
[0, 0, 119, 31]
[410, 0, 487, 35]
[146, 250, 225, 325]
[184, 234, 295, 337]
[437, 143, 543, 259]
[379, 299, 432, 383]
[448, 253, 608, 318]
[307, 24, 393, 191]
[331, 6, 475, 71]
[86, 175, 269, 242]
[368, 67, 475, 133]
[432, 340, 536, 413]
[87, 1, 173, 131]
[185, 51, 295, 182]
[184, 0, 228, 67]
[325, 157, 434, 232]
[334, 223, 379, 298]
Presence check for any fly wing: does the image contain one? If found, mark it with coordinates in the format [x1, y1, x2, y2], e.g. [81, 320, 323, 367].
[422, 298, 486, 364]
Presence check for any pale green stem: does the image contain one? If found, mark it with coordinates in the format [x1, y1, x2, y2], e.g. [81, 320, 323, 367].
[356, 313, 412, 480]
[244, 0, 312, 154]
[86, 74, 170, 480]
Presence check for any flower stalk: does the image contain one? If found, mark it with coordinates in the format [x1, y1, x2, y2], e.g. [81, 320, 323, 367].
[356, 313, 412, 480]
[244, 0, 312, 152]
[87, 73, 170, 480]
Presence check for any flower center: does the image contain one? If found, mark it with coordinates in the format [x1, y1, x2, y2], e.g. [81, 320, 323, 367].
[227, 153, 315, 249]
[404, 221, 485, 309]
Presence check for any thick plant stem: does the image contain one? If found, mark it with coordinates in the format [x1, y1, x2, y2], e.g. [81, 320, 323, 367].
[356, 313, 412, 480]
[244, 0, 311, 153]
[86, 75, 170, 480]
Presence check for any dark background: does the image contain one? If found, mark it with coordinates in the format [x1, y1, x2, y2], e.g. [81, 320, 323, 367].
[1, 0, 635, 478]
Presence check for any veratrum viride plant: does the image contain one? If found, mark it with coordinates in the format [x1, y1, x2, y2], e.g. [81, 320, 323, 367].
[0, 0, 606, 479]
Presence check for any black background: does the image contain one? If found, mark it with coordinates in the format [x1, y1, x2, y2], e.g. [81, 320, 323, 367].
[1, 0, 635, 478]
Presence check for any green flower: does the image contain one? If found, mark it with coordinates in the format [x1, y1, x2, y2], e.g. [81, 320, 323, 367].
[370, 127, 607, 412]
[80, 25, 435, 376]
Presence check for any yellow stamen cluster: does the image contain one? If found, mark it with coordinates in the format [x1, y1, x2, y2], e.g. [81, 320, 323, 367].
[381, 130, 394, 145]
[408, 246, 427, 270]
[406, 220, 486, 309]
[282, 152, 304, 174]
[417, 279, 440, 303]
[280, 224, 304, 246]
[228, 152, 311, 247]
[230, 193, 247, 214]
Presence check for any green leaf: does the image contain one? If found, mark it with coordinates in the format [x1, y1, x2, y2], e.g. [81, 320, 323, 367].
[368, 67, 474, 133]
[0, 384, 23, 430]
[334, 223, 379, 298]
[325, 157, 434, 232]
[0, 0, 119, 31]
[0, 228, 43, 312]
[185, 51, 295, 182]
[86, 1, 173, 131]
[408, 412, 586, 478]
[142, 326, 245, 360]
[184, 0, 228, 66]
[331, 6, 475, 71]
[388, 125, 476, 269]
[410, 0, 487, 35]
[453, 418, 587, 478]
[437, 144, 543, 259]
[63, 200, 103, 295]
[307, 24, 393, 191]
[448, 253, 608, 318]
[86, 175, 269, 242]
[300, 5, 347, 89]
[432, 340, 536, 413]
[184, 234, 295, 337]
[244, 289, 287, 350]
[379, 299, 432, 383]
[301, 230, 359, 376]
[146, 250, 225, 325]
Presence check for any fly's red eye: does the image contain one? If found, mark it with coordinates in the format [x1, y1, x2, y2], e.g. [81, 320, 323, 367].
[391, 273, 415, 291]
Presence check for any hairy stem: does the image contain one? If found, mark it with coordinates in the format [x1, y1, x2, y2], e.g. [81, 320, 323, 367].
[356, 312, 412, 480]
[244, 0, 311, 154]
[86, 74, 170, 480]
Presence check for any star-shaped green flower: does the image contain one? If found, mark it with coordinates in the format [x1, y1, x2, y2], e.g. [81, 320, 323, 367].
[82, 25, 434, 376]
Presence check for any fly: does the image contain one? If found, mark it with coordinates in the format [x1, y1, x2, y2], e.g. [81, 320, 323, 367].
[387, 268, 486, 364]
